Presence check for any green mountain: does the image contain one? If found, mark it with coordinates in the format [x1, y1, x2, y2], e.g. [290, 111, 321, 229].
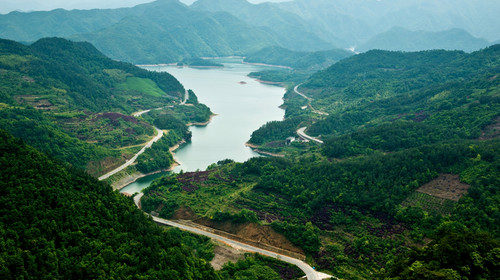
[71, 0, 280, 64]
[142, 45, 500, 279]
[0, 0, 315, 64]
[295, 46, 500, 140]
[191, 0, 338, 51]
[359, 27, 491, 53]
[0, 8, 138, 43]
[244, 46, 354, 71]
[0, 129, 220, 279]
[1, 0, 499, 62]
[0, 37, 187, 175]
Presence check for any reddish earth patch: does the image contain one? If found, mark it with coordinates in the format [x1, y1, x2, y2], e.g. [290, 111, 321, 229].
[416, 174, 470, 201]
[96, 112, 139, 124]
[177, 170, 235, 192]
[172, 206, 197, 220]
[172, 207, 304, 255]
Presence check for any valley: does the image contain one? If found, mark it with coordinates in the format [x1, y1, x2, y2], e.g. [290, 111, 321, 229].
[1, 1, 500, 280]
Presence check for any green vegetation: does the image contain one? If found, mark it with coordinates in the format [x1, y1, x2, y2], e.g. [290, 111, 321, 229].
[0, 130, 219, 279]
[179, 58, 224, 68]
[0, 37, 212, 178]
[248, 70, 310, 85]
[245, 46, 353, 71]
[249, 116, 307, 146]
[0, 106, 117, 173]
[383, 227, 500, 280]
[117, 77, 166, 97]
[136, 135, 175, 174]
[143, 46, 500, 279]
[220, 254, 304, 280]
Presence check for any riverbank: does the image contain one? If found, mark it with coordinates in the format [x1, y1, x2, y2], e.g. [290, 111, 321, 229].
[187, 114, 217, 126]
[242, 61, 293, 70]
[116, 114, 214, 191]
[113, 164, 178, 191]
[245, 143, 284, 158]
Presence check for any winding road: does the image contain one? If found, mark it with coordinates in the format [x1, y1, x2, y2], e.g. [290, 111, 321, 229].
[294, 84, 329, 116]
[98, 126, 163, 181]
[98, 90, 190, 181]
[297, 127, 324, 144]
[133, 193, 335, 280]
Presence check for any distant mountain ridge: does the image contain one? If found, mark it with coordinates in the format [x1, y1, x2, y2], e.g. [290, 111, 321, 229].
[0, 0, 336, 63]
[276, 0, 500, 45]
[1, 0, 499, 63]
[358, 27, 491, 53]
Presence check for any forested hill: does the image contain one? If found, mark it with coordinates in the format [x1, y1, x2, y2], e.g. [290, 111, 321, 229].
[142, 45, 500, 279]
[0, 37, 189, 174]
[0, 37, 184, 112]
[0, 129, 219, 279]
[244, 46, 354, 71]
[0, 0, 312, 64]
[289, 45, 500, 140]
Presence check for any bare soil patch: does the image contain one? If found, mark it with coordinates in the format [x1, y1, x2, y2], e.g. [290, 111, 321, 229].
[205, 219, 303, 255]
[210, 241, 245, 270]
[173, 207, 304, 255]
[416, 174, 470, 201]
[172, 206, 197, 220]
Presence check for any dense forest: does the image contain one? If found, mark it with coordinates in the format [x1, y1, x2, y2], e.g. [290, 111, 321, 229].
[1, 129, 304, 279]
[0, 130, 220, 279]
[142, 46, 500, 279]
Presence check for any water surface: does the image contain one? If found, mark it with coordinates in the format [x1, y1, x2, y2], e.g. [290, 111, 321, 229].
[120, 58, 284, 193]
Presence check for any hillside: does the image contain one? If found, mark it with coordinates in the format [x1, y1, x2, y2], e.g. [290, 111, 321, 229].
[142, 46, 500, 279]
[2, 0, 498, 64]
[0, 129, 220, 279]
[359, 27, 490, 53]
[0, 0, 332, 64]
[244, 46, 353, 71]
[70, 0, 282, 64]
[0, 37, 207, 177]
[191, 0, 338, 50]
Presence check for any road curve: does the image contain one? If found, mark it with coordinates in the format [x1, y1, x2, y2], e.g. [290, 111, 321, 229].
[98, 126, 163, 180]
[297, 127, 324, 144]
[133, 194, 334, 280]
[294, 84, 329, 116]
[180, 90, 189, 105]
[294, 84, 312, 101]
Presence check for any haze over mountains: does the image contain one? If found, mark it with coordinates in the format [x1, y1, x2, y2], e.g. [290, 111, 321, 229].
[1, 0, 499, 64]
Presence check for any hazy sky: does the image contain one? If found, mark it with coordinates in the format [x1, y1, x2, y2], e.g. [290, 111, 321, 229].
[0, 0, 290, 14]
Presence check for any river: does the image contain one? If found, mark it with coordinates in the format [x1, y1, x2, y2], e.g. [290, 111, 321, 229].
[120, 58, 285, 194]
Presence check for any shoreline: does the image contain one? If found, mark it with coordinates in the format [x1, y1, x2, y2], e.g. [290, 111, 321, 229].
[113, 161, 179, 191]
[187, 114, 217, 126]
[242, 61, 293, 70]
[116, 114, 215, 191]
[245, 142, 285, 158]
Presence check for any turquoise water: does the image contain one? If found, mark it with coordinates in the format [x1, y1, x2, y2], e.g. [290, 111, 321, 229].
[120, 58, 285, 194]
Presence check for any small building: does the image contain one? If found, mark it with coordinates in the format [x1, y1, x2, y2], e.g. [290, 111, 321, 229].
[285, 137, 296, 145]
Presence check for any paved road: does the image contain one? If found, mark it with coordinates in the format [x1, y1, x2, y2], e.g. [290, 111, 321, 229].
[98, 126, 163, 180]
[98, 108, 165, 181]
[133, 193, 335, 280]
[294, 84, 312, 101]
[297, 127, 324, 144]
[294, 84, 329, 116]
[180, 90, 189, 105]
